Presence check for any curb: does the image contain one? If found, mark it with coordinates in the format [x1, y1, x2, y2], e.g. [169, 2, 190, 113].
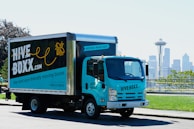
[0, 103, 22, 106]
[133, 112, 194, 120]
[0, 100, 22, 106]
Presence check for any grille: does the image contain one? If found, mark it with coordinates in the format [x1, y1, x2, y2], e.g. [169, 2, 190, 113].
[117, 92, 143, 101]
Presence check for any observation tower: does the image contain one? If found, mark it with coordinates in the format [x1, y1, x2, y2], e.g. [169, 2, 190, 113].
[155, 39, 166, 79]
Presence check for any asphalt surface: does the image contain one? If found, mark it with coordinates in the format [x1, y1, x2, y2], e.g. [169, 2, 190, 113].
[0, 99, 194, 120]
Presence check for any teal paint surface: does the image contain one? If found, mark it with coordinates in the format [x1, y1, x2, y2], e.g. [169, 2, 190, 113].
[84, 44, 110, 52]
[10, 67, 67, 91]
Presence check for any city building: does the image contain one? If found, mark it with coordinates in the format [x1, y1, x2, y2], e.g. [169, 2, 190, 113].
[171, 59, 181, 72]
[182, 53, 190, 71]
[148, 55, 157, 79]
[162, 48, 170, 77]
[189, 62, 193, 70]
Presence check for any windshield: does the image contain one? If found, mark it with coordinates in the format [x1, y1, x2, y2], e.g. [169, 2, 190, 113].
[106, 58, 144, 80]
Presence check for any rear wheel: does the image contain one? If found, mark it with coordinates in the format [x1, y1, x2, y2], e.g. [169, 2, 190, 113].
[120, 108, 134, 118]
[84, 98, 100, 119]
[30, 96, 47, 114]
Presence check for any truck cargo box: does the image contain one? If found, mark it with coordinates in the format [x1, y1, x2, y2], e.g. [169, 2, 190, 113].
[8, 32, 117, 95]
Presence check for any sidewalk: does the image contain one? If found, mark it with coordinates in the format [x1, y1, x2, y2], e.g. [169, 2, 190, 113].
[0, 99, 22, 106]
[0, 99, 194, 120]
[134, 107, 194, 120]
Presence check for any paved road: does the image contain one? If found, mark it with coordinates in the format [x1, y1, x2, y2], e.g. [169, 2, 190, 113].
[0, 104, 194, 129]
[1, 99, 194, 120]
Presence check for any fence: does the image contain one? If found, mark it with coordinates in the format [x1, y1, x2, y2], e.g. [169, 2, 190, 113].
[146, 79, 194, 94]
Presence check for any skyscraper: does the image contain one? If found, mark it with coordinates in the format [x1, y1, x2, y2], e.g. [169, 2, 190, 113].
[182, 53, 190, 71]
[189, 62, 193, 71]
[172, 59, 181, 72]
[162, 48, 170, 77]
[148, 55, 157, 79]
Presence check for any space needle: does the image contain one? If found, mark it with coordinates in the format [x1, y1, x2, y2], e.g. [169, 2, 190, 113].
[155, 39, 166, 79]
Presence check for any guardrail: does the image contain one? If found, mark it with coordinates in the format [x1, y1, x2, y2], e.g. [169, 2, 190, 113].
[146, 79, 194, 94]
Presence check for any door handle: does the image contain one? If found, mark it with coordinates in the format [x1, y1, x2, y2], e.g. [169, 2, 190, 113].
[85, 83, 88, 89]
[102, 83, 105, 89]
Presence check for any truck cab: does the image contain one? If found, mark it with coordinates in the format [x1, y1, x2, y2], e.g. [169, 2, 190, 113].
[82, 56, 148, 118]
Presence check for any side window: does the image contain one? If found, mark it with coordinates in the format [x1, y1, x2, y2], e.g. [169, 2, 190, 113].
[87, 59, 104, 81]
[87, 60, 95, 76]
[98, 61, 104, 81]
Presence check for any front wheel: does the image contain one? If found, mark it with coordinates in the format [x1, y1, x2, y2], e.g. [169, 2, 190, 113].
[120, 108, 134, 118]
[84, 98, 100, 119]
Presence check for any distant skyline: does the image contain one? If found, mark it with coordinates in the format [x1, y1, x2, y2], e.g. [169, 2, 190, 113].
[1, 0, 194, 62]
[150, 47, 193, 68]
[148, 48, 194, 79]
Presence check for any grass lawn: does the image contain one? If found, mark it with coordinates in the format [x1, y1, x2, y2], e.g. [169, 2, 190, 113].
[0, 82, 8, 87]
[146, 94, 194, 112]
[0, 93, 16, 100]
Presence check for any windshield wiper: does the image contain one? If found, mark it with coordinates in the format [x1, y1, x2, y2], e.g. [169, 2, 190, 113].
[111, 75, 145, 81]
[128, 76, 145, 80]
[110, 75, 124, 80]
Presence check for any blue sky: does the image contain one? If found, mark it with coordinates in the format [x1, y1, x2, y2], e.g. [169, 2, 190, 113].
[1, 0, 194, 65]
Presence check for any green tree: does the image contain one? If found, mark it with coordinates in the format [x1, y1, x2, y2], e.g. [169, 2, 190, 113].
[0, 19, 31, 68]
[0, 58, 8, 79]
[166, 70, 194, 88]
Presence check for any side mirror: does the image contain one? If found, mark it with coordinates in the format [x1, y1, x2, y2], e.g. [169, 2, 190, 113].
[145, 64, 149, 76]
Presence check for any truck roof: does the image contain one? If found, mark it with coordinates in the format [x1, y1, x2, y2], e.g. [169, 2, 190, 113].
[8, 32, 118, 44]
[89, 56, 142, 61]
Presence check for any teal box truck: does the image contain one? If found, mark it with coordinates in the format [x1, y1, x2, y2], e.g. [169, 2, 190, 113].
[8, 32, 148, 119]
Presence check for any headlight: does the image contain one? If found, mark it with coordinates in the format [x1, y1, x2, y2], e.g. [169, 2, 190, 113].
[109, 88, 117, 101]
[109, 88, 117, 95]
[143, 90, 147, 99]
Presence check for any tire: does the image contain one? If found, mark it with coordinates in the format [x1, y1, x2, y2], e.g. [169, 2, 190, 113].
[120, 108, 134, 118]
[84, 98, 100, 119]
[30, 96, 47, 114]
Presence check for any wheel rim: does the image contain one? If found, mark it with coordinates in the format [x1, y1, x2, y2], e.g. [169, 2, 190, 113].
[86, 102, 95, 116]
[31, 99, 38, 111]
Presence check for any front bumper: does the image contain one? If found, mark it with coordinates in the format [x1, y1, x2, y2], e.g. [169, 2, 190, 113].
[107, 100, 149, 109]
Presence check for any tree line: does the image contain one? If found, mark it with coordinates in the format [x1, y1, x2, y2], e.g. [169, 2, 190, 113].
[0, 19, 30, 79]
[156, 70, 194, 88]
